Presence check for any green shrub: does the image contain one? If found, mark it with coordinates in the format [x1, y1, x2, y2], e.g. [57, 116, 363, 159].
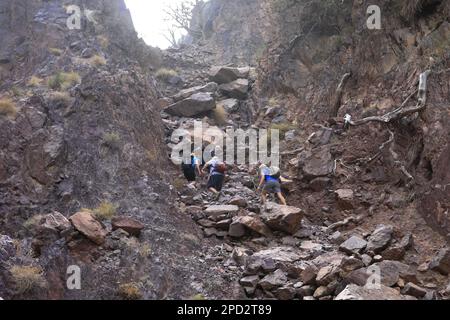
[155, 68, 178, 82]
[49, 47, 63, 56]
[93, 201, 117, 221]
[102, 132, 121, 150]
[48, 72, 81, 90]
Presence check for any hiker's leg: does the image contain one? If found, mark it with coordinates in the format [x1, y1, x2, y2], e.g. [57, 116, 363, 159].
[261, 191, 267, 204]
[209, 187, 219, 194]
[277, 192, 287, 205]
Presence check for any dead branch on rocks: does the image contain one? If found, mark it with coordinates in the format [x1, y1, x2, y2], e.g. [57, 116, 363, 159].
[346, 70, 431, 183]
[330, 72, 352, 118]
[356, 130, 395, 165]
[348, 70, 430, 126]
[327, 215, 363, 232]
[281, 147, 304, 156]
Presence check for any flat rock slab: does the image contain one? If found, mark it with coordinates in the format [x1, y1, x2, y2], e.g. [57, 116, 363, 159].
[261, 202, 303, 235]
[205, 205, 239, 218]
[335, 284, 416, 300]
[339, 236, 367, 255]
[69, 211, 107, 245]
[171, 82, 218, 102]
[219, 79, 249, 100]
[252, 246, 302, 264]
[209, 66, 250, 84]
[111, 216, 144, 236]
[164, 92, 216, 117]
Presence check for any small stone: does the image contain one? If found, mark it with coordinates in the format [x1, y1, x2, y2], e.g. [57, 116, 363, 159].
[229, 196, 248, 208]
[274, 285, 296, 300]
[300, 265, 318, 285]
[367, 224, 393, 253]
[240, 275, 259, 288]
[339, 236, 367, 255]
[402, 282, 427, 298]
[258, 269, 287, 291]
[335, 189, 355, 210]
[429, 248, 450, 275]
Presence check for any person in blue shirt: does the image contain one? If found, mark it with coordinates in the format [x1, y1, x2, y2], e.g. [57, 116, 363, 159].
[202, 155, 226, 195]
[181, 153, 202, 182]
[257, 164, 292, 205]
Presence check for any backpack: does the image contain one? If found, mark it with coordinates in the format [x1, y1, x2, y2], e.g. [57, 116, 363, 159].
[213, 162, 227, 174]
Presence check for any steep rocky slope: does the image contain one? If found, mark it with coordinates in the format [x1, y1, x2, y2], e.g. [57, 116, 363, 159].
[0, 0, 238, 300]
[1, 0, 449, 300]
[156, 0, 450, 300]
[187, 0, 449, 248]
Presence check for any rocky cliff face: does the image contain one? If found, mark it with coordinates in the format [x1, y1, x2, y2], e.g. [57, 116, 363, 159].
[0, 0, 237, 300]
[1, 0, 449, 301]
[191, 0, 449, 236]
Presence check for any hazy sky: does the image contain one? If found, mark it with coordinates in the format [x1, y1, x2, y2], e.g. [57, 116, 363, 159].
[125, 0, 189, 49]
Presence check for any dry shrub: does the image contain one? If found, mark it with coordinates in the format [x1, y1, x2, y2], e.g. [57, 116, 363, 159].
[0, 98, 18, 118]
[10, 265, 47, 294]
[212, 105, 228, 126]
[49, 47, 63, 56]
[48, 91, 71, 106]
[28, 76, 43, 87]
[89, 54, 107, 67]
[118, 283, 142, 300]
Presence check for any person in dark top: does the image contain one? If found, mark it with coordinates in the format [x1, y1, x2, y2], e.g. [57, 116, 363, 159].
[181, 153, 202, 182]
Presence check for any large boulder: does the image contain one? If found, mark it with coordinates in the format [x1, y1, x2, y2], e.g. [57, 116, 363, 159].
[335, 284, 416, 300]
[219, 79, 249, 100]
[429, 248, 450, 275]
[205, 205, 239, 220]
[209, 66, 250, 84]
[258, 269, 287, 290]
[339, 236, 367, 255]
[111, 216, 144, 237]
[217, 98, 239, 112]
[69, 211, 107, 245]
[366, 224, 393, 253]
[371, 260, 418, 287]
[171, 82, 218, 102]
[164, 92, 216, 117]
[335, 189, 355, 210]
[231, 216, 272, 237]
[246, 247, 301, 275]
[300, 146, 334, 180]
[261, 202, 303, 235]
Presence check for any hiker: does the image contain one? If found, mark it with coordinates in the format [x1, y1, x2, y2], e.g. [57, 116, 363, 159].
[181, 153, 202, 183]
[257, 164, 292, 205]
[202, 154, 226, 195]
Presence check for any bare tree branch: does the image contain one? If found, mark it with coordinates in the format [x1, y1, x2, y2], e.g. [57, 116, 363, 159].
[330, 72, 351, 118]
[348, 70, 431, 126]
